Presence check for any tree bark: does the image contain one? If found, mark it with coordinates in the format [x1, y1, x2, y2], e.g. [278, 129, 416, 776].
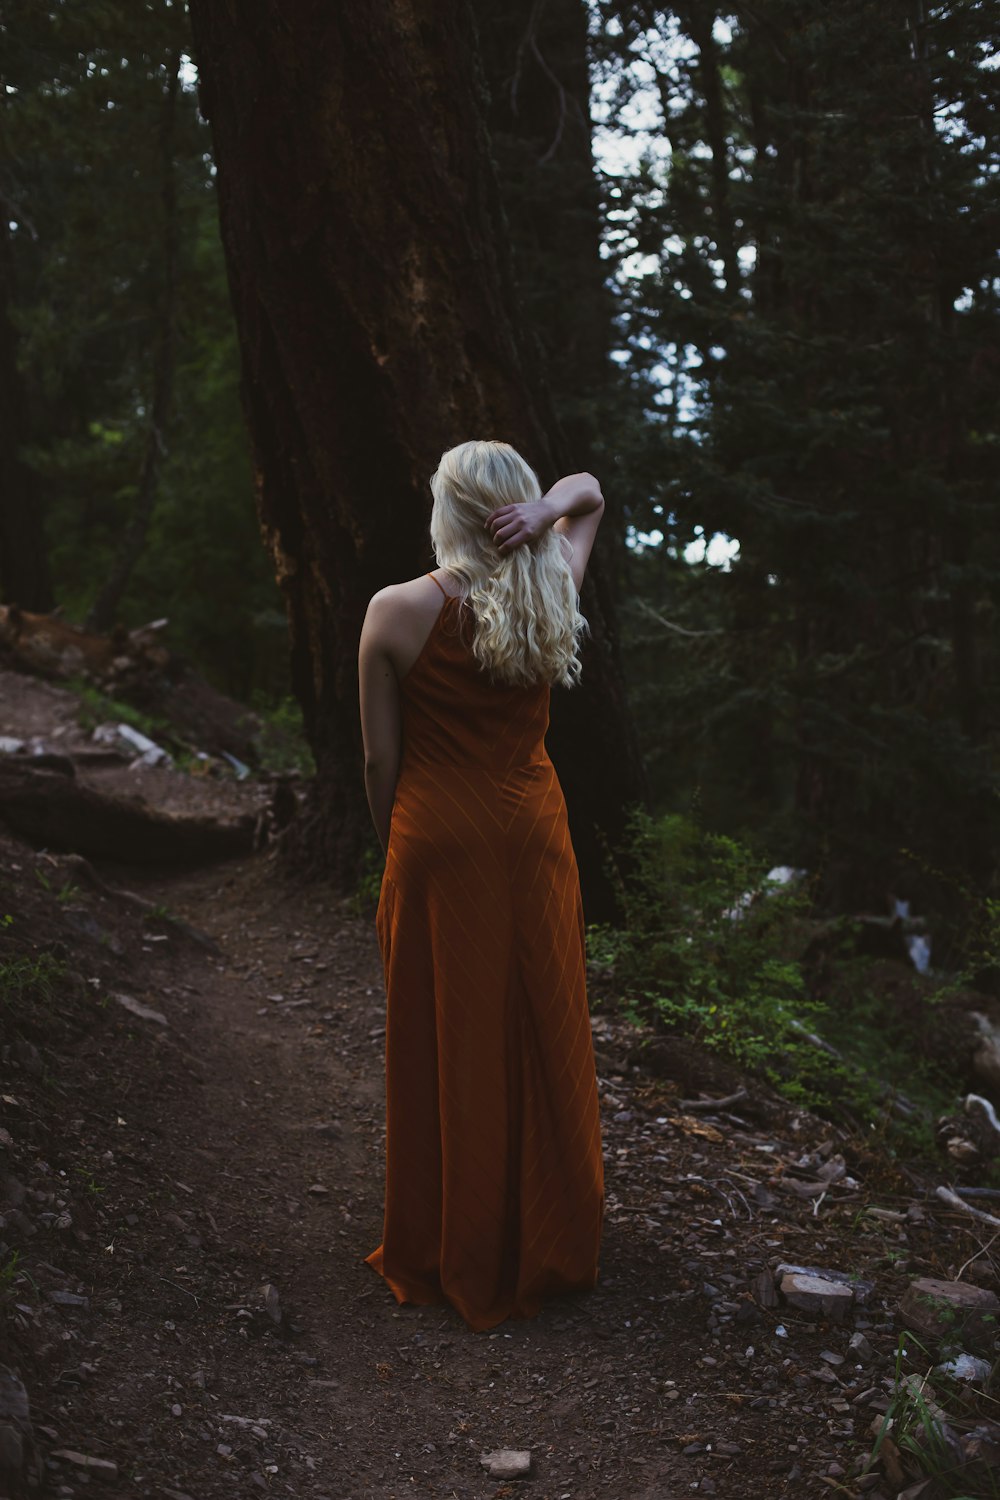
[188, 0, 644, 914]
[0, 213, 52, 612]
[88, 53, 181, 634]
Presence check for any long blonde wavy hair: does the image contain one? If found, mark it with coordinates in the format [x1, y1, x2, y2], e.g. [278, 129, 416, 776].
[429, 439, 587, 688]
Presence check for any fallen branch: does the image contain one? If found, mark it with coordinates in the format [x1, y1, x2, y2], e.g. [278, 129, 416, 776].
[935, 1184, 1000, 1230]
[679, 1088, 749, 1112]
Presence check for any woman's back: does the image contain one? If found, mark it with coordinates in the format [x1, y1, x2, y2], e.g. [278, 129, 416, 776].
[360, 446, 607, 1330]
[398, 591, 551, 773]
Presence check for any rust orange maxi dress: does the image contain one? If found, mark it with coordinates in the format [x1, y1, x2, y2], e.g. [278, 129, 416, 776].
[364, 577, 605, 1331]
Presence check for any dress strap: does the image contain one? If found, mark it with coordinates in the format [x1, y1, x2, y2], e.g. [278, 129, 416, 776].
[427, 571, 449, 599]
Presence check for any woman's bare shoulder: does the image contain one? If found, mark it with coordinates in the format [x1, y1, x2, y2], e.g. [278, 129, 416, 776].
[366, 574, 440, 609]
[362, 575, 445, 639]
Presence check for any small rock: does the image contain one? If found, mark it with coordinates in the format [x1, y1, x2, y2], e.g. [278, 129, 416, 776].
[480, 1449, 531, 1480]
[961, 1422, 1000, 1467]
[113, 992, 168, 1027]
[752, 1269, 778, 1309]
[48, 1290, 89, 1308]
[2, 1176, 26, 1208]
[898, 1277, 1000, 1355]
[260, 1283, 282, 1324]
[12, 1039, 43, 1077]
[848, 1331, 875, 1364]
[780, 1272, 854, 1322]
[879, 1433, 907, 1488]
[820, 1349, 845, 1366]
[776, 1262, 875, 1304]
[52, 1449, 118, 1481]
[935, 1352, 992, 1384]
[307, 1183, 329, 1196]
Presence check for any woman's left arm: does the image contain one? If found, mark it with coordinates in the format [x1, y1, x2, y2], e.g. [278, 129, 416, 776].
[358, 592, 403, 854]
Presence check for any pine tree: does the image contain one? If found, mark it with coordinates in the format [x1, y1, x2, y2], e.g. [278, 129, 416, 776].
[2, 0, 281, 695]
[597, 0, 1000, 921]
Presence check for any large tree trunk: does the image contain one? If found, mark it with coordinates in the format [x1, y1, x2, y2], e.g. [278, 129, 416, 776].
[0, 213, 52, 612]
[188, 0, 644, 915]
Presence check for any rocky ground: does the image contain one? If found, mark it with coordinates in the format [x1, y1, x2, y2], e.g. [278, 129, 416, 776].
[1, 662, 999, 1500]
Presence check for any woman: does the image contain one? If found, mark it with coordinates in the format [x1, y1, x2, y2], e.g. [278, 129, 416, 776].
[358, 438, 605, 1331]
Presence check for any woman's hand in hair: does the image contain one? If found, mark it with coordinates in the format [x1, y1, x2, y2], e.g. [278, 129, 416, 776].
[485, 501, 552, 554]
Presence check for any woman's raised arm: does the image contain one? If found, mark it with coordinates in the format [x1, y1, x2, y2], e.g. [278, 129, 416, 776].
[486, 471, 605, 592]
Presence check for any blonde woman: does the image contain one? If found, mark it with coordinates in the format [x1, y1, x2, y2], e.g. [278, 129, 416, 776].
[358, 439, 605, 1331]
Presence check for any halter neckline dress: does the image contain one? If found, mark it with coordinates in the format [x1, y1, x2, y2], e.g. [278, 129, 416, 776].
[364, 574, 604, 1331]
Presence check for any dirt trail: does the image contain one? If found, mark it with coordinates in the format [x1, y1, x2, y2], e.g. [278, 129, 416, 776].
[0, 664, 971, 1499]
[103, 854, 711, 1500]
[7, 842, 902, 1500]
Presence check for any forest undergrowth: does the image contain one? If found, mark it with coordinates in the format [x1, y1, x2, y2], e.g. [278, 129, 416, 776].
[587, 809, 1000, 1180]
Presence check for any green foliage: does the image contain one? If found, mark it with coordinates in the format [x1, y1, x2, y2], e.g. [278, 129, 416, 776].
[590, 811, 821, 1089]
[71, 1165, 106, 1198]
[5, 0, 288, 701]
[0, 951, 66, 1008]
[866, 1333, 1000, 1498]
[68, 678, 166, 740]
[250, 695, 315, 776]
[592, 812, 973, 1151]
[0, 1249, 23, 1292]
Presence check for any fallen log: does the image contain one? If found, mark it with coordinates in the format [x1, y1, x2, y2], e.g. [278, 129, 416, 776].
[0, 762, 254, 865]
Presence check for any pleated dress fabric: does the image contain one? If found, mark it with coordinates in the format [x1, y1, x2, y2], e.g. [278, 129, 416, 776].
[364, 581, 605, 1331]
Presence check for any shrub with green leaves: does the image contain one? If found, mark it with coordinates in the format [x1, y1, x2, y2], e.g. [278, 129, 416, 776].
[589, 812, 993, 1151]
[590, 812, 819, 1083]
